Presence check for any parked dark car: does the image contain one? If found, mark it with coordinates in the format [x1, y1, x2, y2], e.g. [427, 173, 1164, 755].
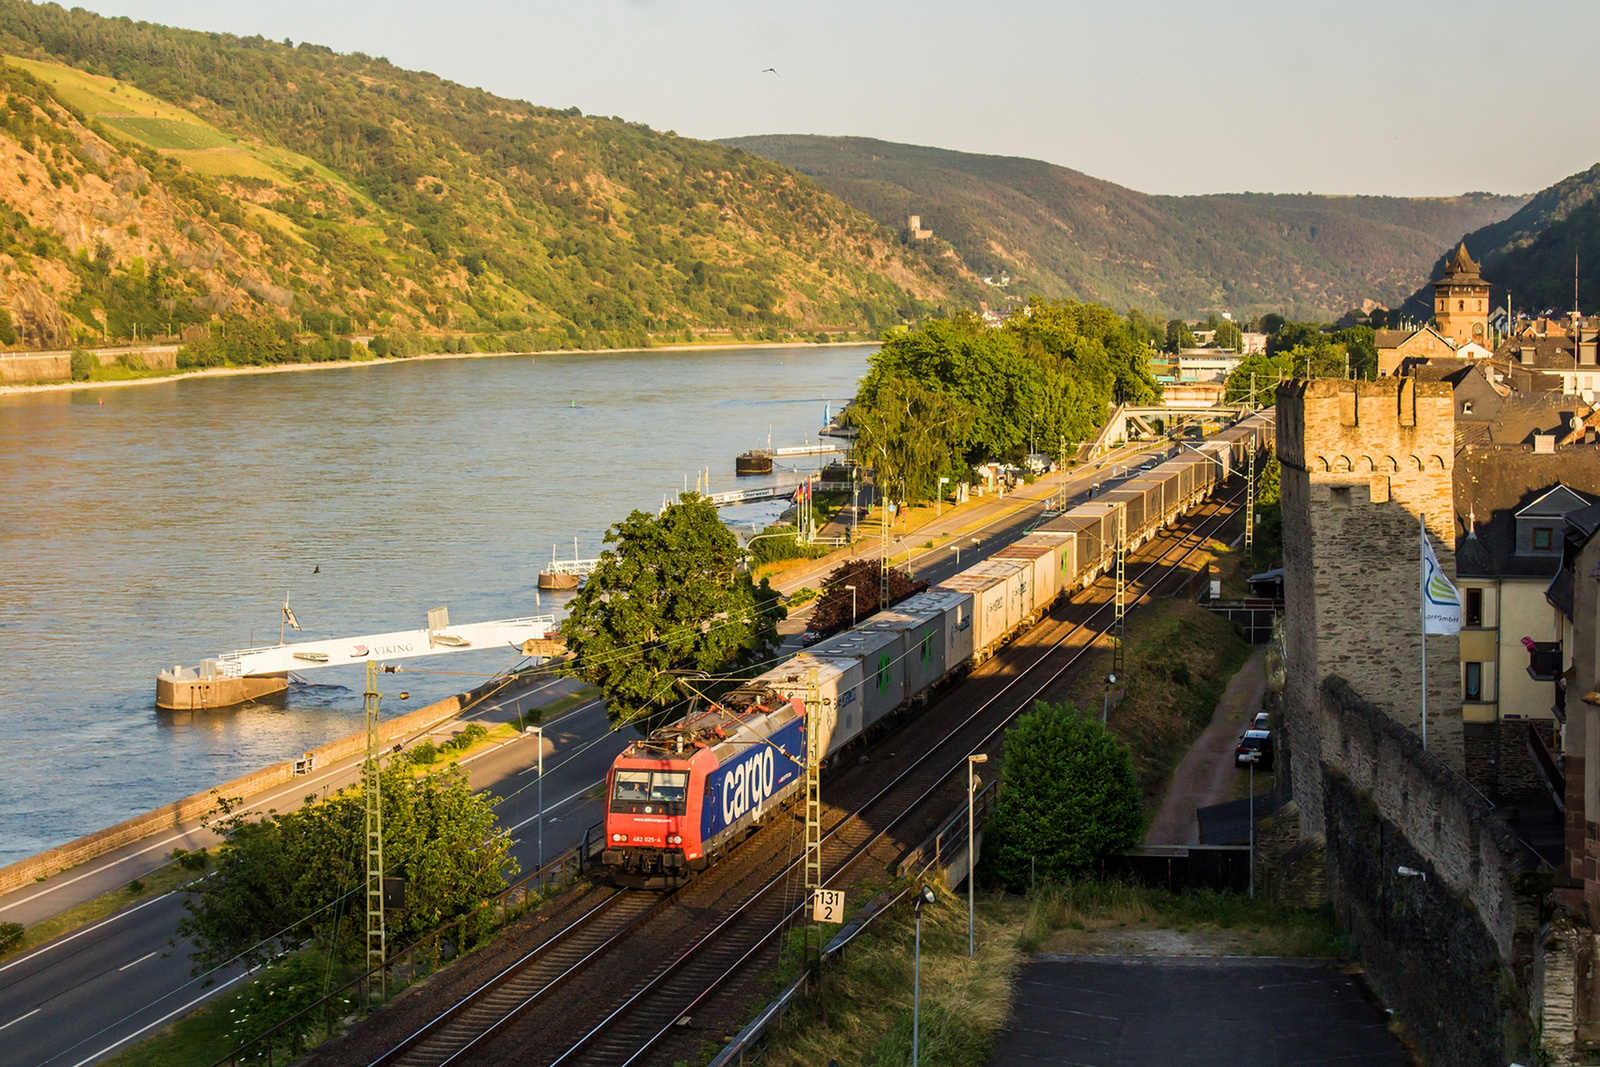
[1235, 729, 1274, 769]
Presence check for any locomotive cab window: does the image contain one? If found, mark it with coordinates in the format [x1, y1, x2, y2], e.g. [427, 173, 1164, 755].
[611, 769, 689, 815]
[613, 771, 651, 802]
[649, 771, 689, 804]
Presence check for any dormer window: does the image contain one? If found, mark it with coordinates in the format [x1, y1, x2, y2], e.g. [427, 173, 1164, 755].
[1461, 400, 1473, 415]
[1533, 527, 1554, 551]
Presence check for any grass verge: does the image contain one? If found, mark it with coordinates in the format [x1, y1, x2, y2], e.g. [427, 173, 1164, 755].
[1050, 586, 1251, 813]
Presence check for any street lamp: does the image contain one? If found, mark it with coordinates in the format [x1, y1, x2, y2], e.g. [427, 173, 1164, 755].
[1102, 673, 1117, 725]
[844, 584, 857, 627]
[937, 476, 950, 517]
[1397, 866, 1427, 882]
[968, 754, 988, 957]
[912, 884, 936, 1067]
[525, 723, 545, 886]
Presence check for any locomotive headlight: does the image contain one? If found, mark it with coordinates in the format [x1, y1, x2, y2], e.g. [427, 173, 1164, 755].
[612, 833, 625, 842]
[669, 835, 682, 845]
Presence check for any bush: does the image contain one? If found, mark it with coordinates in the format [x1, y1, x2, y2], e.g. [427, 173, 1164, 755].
[440, 722, 488, 755]
[172, 846, 210, 871]
[128, 878, 146, 894]
[0, 921, 22, 955]
[786, 586, 819, 607]
[407, 740, 438, 766]
[69, 347, 93, 380]
[981, 700, 1143, 889]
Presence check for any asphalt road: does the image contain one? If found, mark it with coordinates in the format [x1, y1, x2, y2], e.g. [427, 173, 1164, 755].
[990, 955, 1408, 1065]
[0, 696, 628, 1067]
[1, 437, 1172, 1067]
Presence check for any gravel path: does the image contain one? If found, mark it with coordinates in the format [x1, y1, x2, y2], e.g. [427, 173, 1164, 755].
[1144, 649, 1267, 845]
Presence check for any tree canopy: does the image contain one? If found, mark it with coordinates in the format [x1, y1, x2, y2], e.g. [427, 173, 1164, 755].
[177, 765, 513, 972]
[560, 494, 784, 730]
[847, 302, 1160, 503]
[981, 700, 1143, 888]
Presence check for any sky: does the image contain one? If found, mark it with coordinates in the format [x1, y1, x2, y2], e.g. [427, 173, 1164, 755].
[74, 0, 1600, 198]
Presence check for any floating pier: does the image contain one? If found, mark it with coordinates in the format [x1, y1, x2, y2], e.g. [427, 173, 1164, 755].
[156, 607, 555, 711]
[538, 541, 599, 589]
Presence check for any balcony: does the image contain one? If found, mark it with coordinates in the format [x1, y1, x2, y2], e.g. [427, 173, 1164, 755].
[1526, 640, 1562, 682]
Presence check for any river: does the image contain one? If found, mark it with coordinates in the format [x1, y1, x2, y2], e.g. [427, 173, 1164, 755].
[0, 344, 874, 866]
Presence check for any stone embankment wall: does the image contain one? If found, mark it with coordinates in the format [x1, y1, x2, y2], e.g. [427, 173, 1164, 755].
[1315, 677, 1534, 1067]
[0, 675, 516, 896]
[0, 345, 178, 384]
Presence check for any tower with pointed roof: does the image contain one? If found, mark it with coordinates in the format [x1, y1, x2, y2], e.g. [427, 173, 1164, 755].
[1434, 242, 1491, 347]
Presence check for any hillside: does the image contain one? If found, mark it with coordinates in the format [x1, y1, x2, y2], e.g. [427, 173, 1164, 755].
[0, 3, 970, 354]
[1399, 163, 1600, 318]
[726, 135, 1527, 320]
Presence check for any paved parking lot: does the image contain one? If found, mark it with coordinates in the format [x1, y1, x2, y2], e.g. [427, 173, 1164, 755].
[989, 955, 1410, 1066]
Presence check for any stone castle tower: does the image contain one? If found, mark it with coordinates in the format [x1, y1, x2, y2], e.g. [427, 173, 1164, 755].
[1277, 379, 1461, 835]
[1434, 243, 1491, 347]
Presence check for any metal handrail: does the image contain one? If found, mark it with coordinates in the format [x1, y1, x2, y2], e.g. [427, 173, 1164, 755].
[208, 822, 603, 1067]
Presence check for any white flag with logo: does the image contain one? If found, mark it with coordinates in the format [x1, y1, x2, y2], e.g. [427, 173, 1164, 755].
[1421, 530, 1460, 635]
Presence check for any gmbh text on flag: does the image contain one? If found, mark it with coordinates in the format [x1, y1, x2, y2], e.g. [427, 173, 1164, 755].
[1421, 529, 1460, 635]
[283, 601, 302, 632]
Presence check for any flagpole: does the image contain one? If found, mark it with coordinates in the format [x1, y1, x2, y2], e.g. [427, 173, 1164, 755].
[1420, 512, 1427, 751]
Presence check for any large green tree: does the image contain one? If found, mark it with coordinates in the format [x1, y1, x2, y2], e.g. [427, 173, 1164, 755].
[177, 765, 514, 972]
[981, 700, 1143, 888]
[851, 302, 1160, 485]
[850, 373, 973, 504]
[561, 494, 784, 729]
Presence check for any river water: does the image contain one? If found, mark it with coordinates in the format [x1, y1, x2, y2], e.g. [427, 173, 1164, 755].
[0, 344, 873, 865]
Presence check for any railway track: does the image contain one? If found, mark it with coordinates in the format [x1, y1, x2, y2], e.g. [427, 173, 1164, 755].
[352, 484, 1250, 1067]
[539, 485, 1252, 1067]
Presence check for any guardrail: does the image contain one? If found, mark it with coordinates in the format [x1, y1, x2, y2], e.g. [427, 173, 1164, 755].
[895, 779, 997, 878]
[209, 823, 604, 1067]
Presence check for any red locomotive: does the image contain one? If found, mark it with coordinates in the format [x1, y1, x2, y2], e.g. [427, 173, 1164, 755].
[602, 684, 807, 888]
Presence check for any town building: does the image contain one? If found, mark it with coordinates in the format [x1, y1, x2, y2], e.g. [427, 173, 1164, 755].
[1433, 243, 1492, 347]
[1547, 502, 1600, 906]
[1375, 243, 1494, 376]
[1176, 349, 1241, 383]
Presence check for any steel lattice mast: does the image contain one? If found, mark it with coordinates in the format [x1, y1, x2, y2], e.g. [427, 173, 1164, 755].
[1113, 503, 1127, 678]
[364, 660, 386, 1007]
[1245, 434, 1256, 553]
[803, 669, 823, 960]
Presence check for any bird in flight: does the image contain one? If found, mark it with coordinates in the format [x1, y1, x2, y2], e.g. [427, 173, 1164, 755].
[762, 67, 778, 76]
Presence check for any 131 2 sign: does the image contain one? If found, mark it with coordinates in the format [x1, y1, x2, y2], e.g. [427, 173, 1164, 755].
[812, 889, 844, 923]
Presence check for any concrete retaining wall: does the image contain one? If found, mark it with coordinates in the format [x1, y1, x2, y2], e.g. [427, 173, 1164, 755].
[0, 681, 501, 897]
[0, 353, 67, 383]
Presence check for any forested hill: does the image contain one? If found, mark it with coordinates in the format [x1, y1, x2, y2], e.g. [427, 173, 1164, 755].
[1398, 163, 1600, 319]
[726, 135, 1526, 320]
[0, 3, 971, 353]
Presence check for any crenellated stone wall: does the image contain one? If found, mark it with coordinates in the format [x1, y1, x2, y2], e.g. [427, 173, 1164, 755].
[1277, 378, 1462, 838]
[1316, 677, 1535, 1066]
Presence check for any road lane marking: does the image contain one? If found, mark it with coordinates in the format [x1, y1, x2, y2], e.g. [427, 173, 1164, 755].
[0, 1007, 40, 1032]
[2, 688, 609, 918]
[0, 893, 175, 977]
[507, 781, 601, 835]
[65, 966, 257, 1067]
[117, 951, 158, 972]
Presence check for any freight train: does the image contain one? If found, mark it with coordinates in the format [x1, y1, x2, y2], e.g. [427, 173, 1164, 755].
[601, 412, 1274, 887]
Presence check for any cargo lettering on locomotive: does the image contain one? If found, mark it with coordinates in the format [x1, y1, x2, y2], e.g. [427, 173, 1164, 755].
[701, 718, 804, 840]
